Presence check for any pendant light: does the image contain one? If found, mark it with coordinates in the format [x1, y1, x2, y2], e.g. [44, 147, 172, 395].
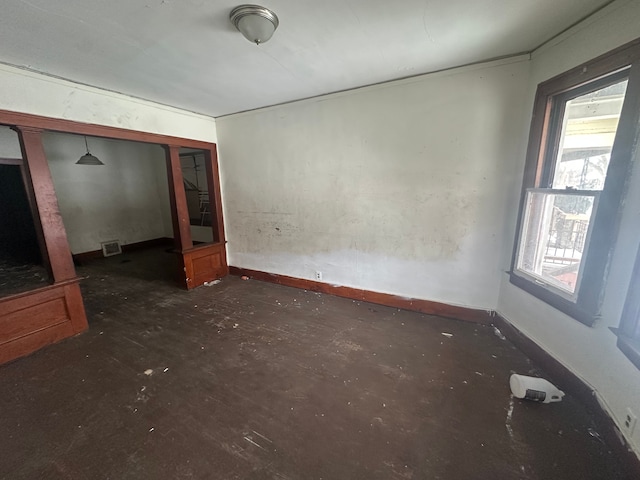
[230, 5, 279, 45]
[76, 136, 104, 165]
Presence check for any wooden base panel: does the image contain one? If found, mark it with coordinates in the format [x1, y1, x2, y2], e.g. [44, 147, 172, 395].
[72, 249, 103, 264]
[184, 243, 229, 289]
[229, 267, 493, 324]
[492, 314, 640, 477]
[0, 280, 88, 365]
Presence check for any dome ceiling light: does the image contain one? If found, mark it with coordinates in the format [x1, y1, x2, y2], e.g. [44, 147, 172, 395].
[230, 5, 279, 45]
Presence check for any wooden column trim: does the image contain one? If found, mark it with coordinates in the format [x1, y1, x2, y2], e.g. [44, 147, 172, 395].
[14, 126, 76, 283]
[204, 146, 225, 244]
[0, 109, 216, 150]
[164, 144, 192, 251]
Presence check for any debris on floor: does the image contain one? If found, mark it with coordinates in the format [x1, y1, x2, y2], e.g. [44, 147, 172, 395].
[588, 428, 604, 443]
[441, 332, 453, 338]
[493, 326, 506, 340]
[505, 395, 515, 439]
[1, 253, 630, 480]
[510, 373, 565, 403]
[203, 279, 222, 286]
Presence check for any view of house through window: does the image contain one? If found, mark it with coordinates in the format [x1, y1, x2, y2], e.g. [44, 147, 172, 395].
[515, 77, 628, 296]
[517, 190, 598, 294]
[552, 80, 628, 190]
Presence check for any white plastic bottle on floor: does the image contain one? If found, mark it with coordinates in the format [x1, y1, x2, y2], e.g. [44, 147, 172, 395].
[509, 374, 565, 403]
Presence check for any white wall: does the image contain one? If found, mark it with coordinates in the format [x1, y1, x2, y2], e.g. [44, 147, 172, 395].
[0, 63, 217, 143]
[217, 56, 530, 310]
[497, 0, 640, 454]
[43, 133, 173, 254]
[0, 126, 21, 157]
[0, 63, 219, 253]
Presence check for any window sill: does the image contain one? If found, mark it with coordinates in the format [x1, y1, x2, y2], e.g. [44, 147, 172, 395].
[508, 272, 597, 327]
[617, 334, 640, 371]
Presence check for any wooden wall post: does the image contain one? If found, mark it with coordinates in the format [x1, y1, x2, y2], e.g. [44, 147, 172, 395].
[204, 145, 226, 245]
[164, 145, 193, 251]
[14, 126, 77, 283]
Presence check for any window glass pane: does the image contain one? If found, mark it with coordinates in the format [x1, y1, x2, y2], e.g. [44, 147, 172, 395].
[552, 79, 628, 190]
[517, 192, 598, 295]
[180, 149, 216, 244]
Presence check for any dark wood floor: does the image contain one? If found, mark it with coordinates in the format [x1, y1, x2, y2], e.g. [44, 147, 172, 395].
[0, 253, 48, 298]
[0, 248, 633, 479]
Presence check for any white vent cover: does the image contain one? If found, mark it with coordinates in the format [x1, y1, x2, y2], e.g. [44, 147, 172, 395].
[101, 240, 122, 257]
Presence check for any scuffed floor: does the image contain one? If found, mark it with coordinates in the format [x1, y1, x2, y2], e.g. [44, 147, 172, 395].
[0, 255, 48, 298]
[0, 249, 633, 479]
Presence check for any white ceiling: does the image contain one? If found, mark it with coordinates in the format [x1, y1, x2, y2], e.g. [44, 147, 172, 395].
[0, 0, 613, 117]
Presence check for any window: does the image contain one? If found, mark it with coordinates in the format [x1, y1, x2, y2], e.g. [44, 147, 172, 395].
[510, 39, 640, 326]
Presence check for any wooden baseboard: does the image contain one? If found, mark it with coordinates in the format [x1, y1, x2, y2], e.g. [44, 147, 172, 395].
[123, 237, 174, 252]
[73, 237, 174, 264]
[492, 313, 640, 477]
[72, 249, 103, 264]
[229, 266, 493, 324]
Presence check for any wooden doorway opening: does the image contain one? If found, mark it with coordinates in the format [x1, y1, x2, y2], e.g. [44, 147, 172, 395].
[0, 110, 227, 365]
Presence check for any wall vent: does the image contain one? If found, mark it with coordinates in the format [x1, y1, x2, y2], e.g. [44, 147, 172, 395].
[101, 240, 122, 257]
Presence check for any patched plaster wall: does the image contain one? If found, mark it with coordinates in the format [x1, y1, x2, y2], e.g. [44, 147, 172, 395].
[217, 57, 530, 310]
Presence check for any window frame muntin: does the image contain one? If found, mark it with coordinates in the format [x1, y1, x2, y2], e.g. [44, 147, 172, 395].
[509, 38, 640, 327]
[514, 188, 601, 301]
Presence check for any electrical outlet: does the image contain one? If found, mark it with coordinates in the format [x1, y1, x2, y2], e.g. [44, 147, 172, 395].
[315, 271, 323, 281]
[624, 408, 637, 436]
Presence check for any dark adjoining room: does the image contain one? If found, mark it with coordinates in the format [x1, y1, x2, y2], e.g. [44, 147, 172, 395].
[0, 161, 47, 297]
[0, 1, 639, 479]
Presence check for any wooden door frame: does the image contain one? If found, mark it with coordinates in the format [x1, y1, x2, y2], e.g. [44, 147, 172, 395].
[0, 109, 227, 364]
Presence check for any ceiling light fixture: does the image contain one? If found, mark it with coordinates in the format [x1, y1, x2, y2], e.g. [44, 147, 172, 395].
[76, 136, 104, 165]
[230, 4, 279, 45]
